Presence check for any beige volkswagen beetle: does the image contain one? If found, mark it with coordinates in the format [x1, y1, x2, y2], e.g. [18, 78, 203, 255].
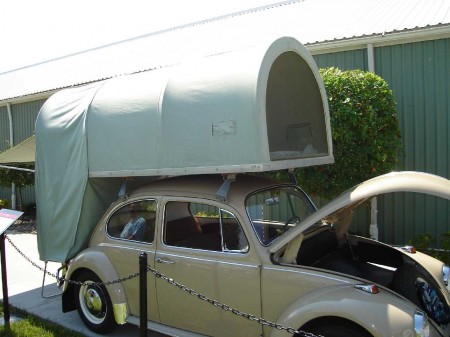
[60, 171, 450, 337]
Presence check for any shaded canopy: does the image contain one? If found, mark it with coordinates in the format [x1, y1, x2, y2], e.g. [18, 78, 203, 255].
[0, 136, 35, 164]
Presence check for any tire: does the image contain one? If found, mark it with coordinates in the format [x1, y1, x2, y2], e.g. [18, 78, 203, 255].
[74, 270, 117, 334]
[300, 323, 370, 337]
[392, 264, 450, 325]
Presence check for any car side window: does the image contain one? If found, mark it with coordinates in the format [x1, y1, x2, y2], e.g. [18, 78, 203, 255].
[107, 200, 156, 243]
[164, 201, 248, 253]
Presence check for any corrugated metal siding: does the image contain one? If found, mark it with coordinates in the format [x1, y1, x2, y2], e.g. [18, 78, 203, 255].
[0, 105, 11, 203]
[10, 99, 45, 143]
[313, 49, 368, 71]
[312, 38, 450, 246]
[0, 106, 9, 151]
[9, 100, 44, 205]
[1, 105, 9, 203]
[375, 38, 450, 245]
[376, 38, 449, 175]
[0, 100, 45, 206]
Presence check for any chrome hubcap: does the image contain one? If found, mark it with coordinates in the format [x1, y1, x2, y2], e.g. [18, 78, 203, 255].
[80, 281, 106, 323]
[84, 288, 103, 316]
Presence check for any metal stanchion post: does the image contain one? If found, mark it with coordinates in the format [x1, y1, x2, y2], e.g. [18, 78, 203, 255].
[1, 233, 10, 327]
[139, 252, 148, 337]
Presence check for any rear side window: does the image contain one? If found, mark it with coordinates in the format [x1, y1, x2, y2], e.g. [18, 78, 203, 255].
[107, 200, 156, 243]
[164, 201, 248, 253]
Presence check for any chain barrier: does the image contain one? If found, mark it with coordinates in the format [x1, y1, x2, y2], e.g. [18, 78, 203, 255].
[5, 234, 322, 337]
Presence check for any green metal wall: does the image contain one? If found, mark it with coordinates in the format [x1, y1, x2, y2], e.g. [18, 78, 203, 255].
[375, 39, 450, 246]
[314, 48, 368, 71]
[0, 99, 46, 207]
[313, 38, 450, 247]
[0, 105, 10, 203]
[0, 99, 45, 150]
[0, 106, 10, 151]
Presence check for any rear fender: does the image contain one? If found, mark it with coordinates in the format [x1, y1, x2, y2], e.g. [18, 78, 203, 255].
[62, 248, 129, 324]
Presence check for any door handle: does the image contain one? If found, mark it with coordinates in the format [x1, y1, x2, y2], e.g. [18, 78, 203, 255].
[156, 257, 175, 265]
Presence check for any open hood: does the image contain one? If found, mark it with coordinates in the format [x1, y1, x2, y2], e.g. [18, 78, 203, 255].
[270, 171, 450, 253]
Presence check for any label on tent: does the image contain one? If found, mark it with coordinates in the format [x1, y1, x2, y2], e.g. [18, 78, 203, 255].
[0, 209, 23, 235]
[212, 120, 237, 136]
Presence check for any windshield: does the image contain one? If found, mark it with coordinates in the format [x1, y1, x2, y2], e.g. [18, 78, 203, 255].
[246, 186, 316, 245]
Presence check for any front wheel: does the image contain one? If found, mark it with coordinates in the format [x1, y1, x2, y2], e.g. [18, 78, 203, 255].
[74, 270, 117, 334]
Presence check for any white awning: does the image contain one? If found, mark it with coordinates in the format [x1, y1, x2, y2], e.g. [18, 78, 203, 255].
[0, 136, 35, 167]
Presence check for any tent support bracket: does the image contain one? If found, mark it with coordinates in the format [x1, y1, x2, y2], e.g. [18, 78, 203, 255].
[41, 261, 61, 299]
[216, 174, 236, 202]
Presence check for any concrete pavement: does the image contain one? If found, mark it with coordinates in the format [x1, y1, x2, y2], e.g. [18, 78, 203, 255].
[0, 231, 165, 337]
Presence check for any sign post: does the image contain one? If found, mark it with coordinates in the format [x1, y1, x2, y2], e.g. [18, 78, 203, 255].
[0, 209, 24, 327]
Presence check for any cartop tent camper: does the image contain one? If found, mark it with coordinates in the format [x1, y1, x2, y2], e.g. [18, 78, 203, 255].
[35, 36, 333, 262]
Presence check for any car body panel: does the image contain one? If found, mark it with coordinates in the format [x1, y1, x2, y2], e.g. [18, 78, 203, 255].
[99, 243, 159, 322]
[394, 249, 450, 306]
[154, 196, 262, 336]
[261, 264, 422, 336]
[63, 248, 129, 315]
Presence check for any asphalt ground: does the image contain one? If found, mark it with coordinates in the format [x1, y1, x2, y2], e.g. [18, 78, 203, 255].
[0, 231, 166, 337]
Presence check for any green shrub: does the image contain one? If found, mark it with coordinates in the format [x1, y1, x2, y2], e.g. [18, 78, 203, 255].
[410, 232, 450, 265]
[0, 164, 34, 211]
[295, 67, 403, 199]
[411, 232, 450, 265]
[0, 199, 10, 209]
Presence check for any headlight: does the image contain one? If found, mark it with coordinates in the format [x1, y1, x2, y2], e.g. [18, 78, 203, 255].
[443, 265, 450, 291]
[414, 311, 430, 337]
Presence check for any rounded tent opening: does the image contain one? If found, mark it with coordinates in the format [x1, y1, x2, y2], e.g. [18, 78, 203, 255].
[266, 51, 329, 161]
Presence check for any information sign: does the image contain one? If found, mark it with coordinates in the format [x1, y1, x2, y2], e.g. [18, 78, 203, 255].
[0, 209, 23, 234]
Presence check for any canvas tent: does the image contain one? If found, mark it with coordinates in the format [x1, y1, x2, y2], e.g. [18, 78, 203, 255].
[35, 36, 333, 262]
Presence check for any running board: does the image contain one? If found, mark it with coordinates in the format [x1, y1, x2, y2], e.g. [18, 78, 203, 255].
[126, 315, 209, 337]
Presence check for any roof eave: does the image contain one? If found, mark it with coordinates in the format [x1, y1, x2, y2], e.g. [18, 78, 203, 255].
[0, 91, 57, 107]
[307, 24, 450, 54]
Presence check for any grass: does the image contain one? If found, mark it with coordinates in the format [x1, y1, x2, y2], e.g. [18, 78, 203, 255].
[0, 304, 86, 337]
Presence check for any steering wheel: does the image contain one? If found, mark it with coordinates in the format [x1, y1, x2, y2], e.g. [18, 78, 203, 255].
[281, 216, 301, 233]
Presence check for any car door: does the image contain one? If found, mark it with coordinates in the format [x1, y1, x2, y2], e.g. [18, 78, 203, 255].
[155, 197, 262, 336]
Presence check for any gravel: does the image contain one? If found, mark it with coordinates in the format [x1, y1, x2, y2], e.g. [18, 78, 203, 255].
[8, 217, 37, 234]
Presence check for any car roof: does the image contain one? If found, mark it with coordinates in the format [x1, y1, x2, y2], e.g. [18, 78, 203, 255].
[128, 174, 292, 203]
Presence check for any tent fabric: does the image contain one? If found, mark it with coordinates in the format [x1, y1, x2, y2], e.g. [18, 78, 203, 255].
[35, 82, 104, 262]
[0, 136, 35, 164]
[35, 36, 333, 262]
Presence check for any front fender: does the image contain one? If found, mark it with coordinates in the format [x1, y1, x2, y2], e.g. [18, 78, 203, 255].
[63, 247, 129, 324]
[269, 284, 417, 337]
